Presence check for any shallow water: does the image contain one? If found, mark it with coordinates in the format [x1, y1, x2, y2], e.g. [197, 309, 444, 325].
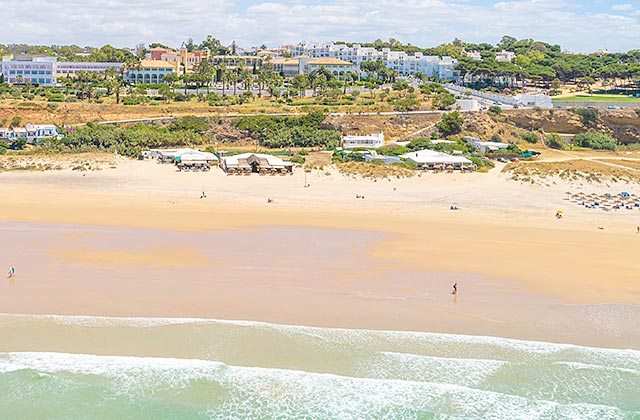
[1, 315, 638, 419]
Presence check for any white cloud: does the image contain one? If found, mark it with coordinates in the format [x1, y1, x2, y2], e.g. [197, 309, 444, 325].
[612, 3, 634, 12]
[0, 0, 638, 52]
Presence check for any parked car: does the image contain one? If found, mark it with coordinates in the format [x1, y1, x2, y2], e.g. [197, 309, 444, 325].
[497, 157, 509, 163]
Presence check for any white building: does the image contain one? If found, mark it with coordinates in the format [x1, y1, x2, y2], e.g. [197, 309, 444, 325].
[495, 50, 516, 63]
[287, 42, 458, 80]
[455, 99, 480, 112]
[464, 137, 510, 154]
[466, 51, 482, 61]
[342, 132, 385, 149]
[56, 61, 122, 78]
[513, 93, 553, 109]
[0, 125, 62, 143]
[1, 55, 56, 86]
[1, 55, 123, 86]
[401, 149, 475, 171]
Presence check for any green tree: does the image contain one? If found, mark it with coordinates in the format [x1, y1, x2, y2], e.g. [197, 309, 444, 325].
[436, 111, 464, 137]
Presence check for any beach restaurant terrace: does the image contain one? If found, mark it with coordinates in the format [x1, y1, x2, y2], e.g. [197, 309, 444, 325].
[401, 149, 476, 171]
[221, 153, 293, 175]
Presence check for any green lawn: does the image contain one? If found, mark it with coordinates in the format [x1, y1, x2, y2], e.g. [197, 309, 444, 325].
[553, 94, 640, 103]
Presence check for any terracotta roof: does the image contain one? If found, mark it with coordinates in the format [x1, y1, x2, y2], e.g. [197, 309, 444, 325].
[306, 58, 353, 66]
[139, 60, 176, 69]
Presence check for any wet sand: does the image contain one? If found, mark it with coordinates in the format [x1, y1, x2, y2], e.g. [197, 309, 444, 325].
[1, 222, 639, 349]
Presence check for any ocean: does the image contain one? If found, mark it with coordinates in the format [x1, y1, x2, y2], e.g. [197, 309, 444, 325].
[0, 315, 638, 419]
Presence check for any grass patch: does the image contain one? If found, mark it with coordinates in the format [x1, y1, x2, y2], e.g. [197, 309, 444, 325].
[554, 94, 640, 103]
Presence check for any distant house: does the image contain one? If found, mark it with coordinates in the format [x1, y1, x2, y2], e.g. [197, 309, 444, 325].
[464, 137, 510, 154]
[466, 51, 482, 61]
[25, 124, 62, 142]
[495, 50, 516, 63]
[221, 153, 293, 175]
[401, 149, 475, 171]
[0, 128, 11, 140]
[342, 132, 385, 149]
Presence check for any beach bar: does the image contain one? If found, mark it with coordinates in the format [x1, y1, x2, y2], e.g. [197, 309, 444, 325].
[401, 149, 476, 171]
[221, 153, 293, 175]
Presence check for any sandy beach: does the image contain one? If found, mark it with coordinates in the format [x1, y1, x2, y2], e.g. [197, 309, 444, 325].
[1, 155, 640, 349]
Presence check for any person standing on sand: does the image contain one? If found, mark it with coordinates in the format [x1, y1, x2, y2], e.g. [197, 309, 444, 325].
[7, 265, 15, 278]
[452, 283, 457, 295]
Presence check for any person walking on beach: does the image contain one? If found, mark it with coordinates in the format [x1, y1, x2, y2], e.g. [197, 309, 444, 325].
[451, 283, 457, 295]
[7, 265, 15, 278]
[637, 226, 639, 234]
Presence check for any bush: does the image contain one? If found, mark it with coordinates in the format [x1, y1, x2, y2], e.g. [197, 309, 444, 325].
[392, 81, 410, 91]
[10, 138, 27, 150]
[377, 143, 407, 156]
[420, 83, 447, 95]
[122, 97, 140, 106]
[10, 116, 21, 127]
[488, 105, 502, 115]
[573, 132, 617, 150]
[522, 131, 539, 144]
[392, 97, 420, 112]
[47, 93, 65, 102]
[432, 92, 456, 110]
[436, 112, 464, 137]
[574, 108, 599, 128]
[290, 154, 306, 165]
[168, 116, 209, 133]
[546, 133, 565, 150]
[47, 103, 58, 111]
[58, 123, 207, 157]
[236, 111, 339, 149]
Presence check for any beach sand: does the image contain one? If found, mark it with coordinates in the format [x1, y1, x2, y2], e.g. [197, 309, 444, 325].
[1, 156, 639, 349]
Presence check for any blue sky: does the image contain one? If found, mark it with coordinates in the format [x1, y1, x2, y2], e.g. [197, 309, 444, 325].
[1, 0, 639, 52]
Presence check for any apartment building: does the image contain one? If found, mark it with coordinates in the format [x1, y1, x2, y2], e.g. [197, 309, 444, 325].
[1, 55, 123, 86]
[150, 46, 210, 73]
[271, 56, 355, 78]
[1, 55, 56, 86]
[288, 42, 458, 80]
[56, 61, 123, 77]
[125, 60, 176, 84]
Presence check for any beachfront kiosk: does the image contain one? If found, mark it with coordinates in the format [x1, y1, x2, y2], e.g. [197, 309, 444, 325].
[401, 149, 476, 172]
[221, 153, 293, 175]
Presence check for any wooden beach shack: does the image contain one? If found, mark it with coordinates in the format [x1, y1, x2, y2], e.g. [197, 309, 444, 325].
[221, 153, 293, 175]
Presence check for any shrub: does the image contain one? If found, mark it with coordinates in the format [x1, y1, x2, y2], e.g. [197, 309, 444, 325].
[488, 105, 502, 115]
[420, 83, 447, 95]
[47, 93, 65, 102]
[236, 111, 339, 149]
[522, 131, 539, 144]
[377, 143, 407, 156]
[392, 81, 410, 91]
[546, 133, 566, 150]
[47, 103, 58, 111]
[290, 154, 306, 165]
[574, 108, 599, 128]
[432, 92, 456, 110]
[573, 132, 617, 151]
[436, 112, 464, 137]
[10, 116, 21, 127]
[168, 116, 208, 133]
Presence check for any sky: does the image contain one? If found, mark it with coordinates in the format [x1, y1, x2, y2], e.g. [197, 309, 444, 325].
[1, 0, 639, 52]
